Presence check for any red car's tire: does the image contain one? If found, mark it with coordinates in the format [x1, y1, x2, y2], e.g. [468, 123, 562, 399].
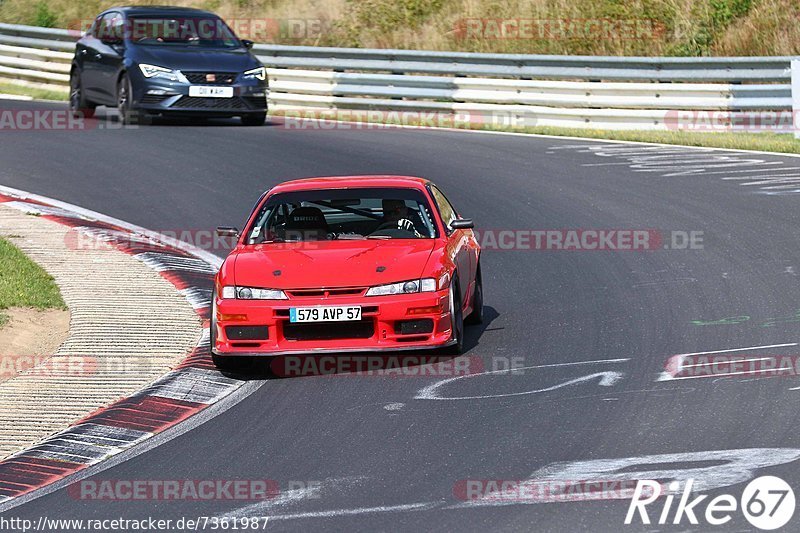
[465, 263, 483, 325]
[443, 279, 464, 355]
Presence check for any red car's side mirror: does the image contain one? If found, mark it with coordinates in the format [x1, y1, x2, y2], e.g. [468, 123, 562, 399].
[216, 226, 240, 237]
[450, 219, 474, 230]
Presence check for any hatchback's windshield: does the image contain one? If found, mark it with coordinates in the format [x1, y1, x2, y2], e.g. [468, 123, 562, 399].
[246, 188, 439, 244]
[126, 17, 240, 48]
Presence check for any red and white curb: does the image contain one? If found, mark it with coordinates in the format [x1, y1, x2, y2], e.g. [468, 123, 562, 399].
[0, 185, 239, 504]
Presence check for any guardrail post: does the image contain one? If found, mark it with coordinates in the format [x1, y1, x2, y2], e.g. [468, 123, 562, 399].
[793, 59, 800, 139]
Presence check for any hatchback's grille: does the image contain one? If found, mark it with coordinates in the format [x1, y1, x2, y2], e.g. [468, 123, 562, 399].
[140, 94, 172, 105]
[183, 72, 237, 84]
[283, 320, 374, 341]
[171, 96, 246, 109]
[242, 95, 267, 109]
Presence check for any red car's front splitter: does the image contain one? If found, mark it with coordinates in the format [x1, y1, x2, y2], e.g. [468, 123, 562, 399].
[213, 290, 455, 356]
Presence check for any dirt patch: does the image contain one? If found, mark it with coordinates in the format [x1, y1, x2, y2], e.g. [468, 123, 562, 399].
[0, 307, 70, 382]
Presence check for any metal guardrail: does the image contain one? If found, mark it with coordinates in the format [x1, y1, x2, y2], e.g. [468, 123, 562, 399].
[0, 22, 796, 132]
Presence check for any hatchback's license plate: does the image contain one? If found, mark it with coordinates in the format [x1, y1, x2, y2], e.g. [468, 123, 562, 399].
[290, 306, 362, 323]
[189, 86, 234, 98]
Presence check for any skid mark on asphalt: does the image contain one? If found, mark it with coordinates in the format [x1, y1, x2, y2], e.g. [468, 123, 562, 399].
[246, 449, 800, 519]
[449, 448, 800, 508]
[548, 143, 800, 192]
[223, 486, 323, 517]
[266, 502, 439, 521]
[218, 476, 378, 520]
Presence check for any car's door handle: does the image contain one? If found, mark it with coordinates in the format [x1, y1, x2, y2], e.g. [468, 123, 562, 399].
[79, 49, 87, 56]
[93, 53, 102, 60]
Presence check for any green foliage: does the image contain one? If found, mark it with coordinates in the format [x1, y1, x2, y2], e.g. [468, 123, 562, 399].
[32, 1, 57, 27]
[709, 0, 753, 28]
[0, 0, 776, 55]
[671, 0, 754, 56]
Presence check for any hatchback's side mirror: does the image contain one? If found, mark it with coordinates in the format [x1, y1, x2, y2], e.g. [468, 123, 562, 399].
[450, 219, 474, 230]
[241, 39, 254, 50]
[216, 226, 240, 237]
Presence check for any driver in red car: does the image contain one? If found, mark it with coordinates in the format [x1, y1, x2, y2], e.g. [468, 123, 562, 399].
[382, 199, 420, 236]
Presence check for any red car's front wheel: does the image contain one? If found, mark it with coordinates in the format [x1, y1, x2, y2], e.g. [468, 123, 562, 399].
[444, 279, 464, 355]
[465, 264, 483, 325]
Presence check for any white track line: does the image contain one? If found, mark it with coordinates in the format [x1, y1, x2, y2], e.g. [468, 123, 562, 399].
[0, 184, 222, 268]
[415, 358, 629, 400]
[675, 343, 797, 357]
[658, 343, 799, 381]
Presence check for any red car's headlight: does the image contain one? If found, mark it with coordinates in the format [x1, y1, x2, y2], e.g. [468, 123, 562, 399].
[365, 278, 437, 297]
[220, 286, 288, 300]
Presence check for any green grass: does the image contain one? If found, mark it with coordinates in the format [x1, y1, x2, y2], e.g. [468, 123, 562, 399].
[0, 81, 68, 101]
[0, 237, 66, 327]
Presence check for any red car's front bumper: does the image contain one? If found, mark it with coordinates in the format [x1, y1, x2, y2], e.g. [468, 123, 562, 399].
[212, 289, 454, 356]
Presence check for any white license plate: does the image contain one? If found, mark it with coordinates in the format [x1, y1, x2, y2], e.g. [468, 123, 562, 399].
[290, 306, 362, 323]
[188, 86, 234, 98]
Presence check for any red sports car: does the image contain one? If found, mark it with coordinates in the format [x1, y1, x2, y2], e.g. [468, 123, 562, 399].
[211, 175, 482, 370]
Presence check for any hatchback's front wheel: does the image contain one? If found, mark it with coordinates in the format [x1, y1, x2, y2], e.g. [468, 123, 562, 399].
[117, 73, 149, 125]
[69, 72, 95, 119]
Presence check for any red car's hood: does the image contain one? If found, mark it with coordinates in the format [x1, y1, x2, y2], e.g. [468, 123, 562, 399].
[232, 240, 436, 289]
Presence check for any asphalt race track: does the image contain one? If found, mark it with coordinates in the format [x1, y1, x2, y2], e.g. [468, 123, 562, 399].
[4, 101, 800, 531]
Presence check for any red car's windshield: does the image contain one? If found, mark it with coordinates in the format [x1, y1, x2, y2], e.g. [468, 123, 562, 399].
[245, 187, 440, 244]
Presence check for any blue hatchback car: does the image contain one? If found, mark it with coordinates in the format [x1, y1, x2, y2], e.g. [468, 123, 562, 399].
[69, 6, 269, 125]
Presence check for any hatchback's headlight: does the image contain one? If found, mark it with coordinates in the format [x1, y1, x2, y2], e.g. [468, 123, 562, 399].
[221, 286, 288, 300]
[242, 67, 266, 81]
[138, 64, 187, 82]
[365, 278, 437, 296]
